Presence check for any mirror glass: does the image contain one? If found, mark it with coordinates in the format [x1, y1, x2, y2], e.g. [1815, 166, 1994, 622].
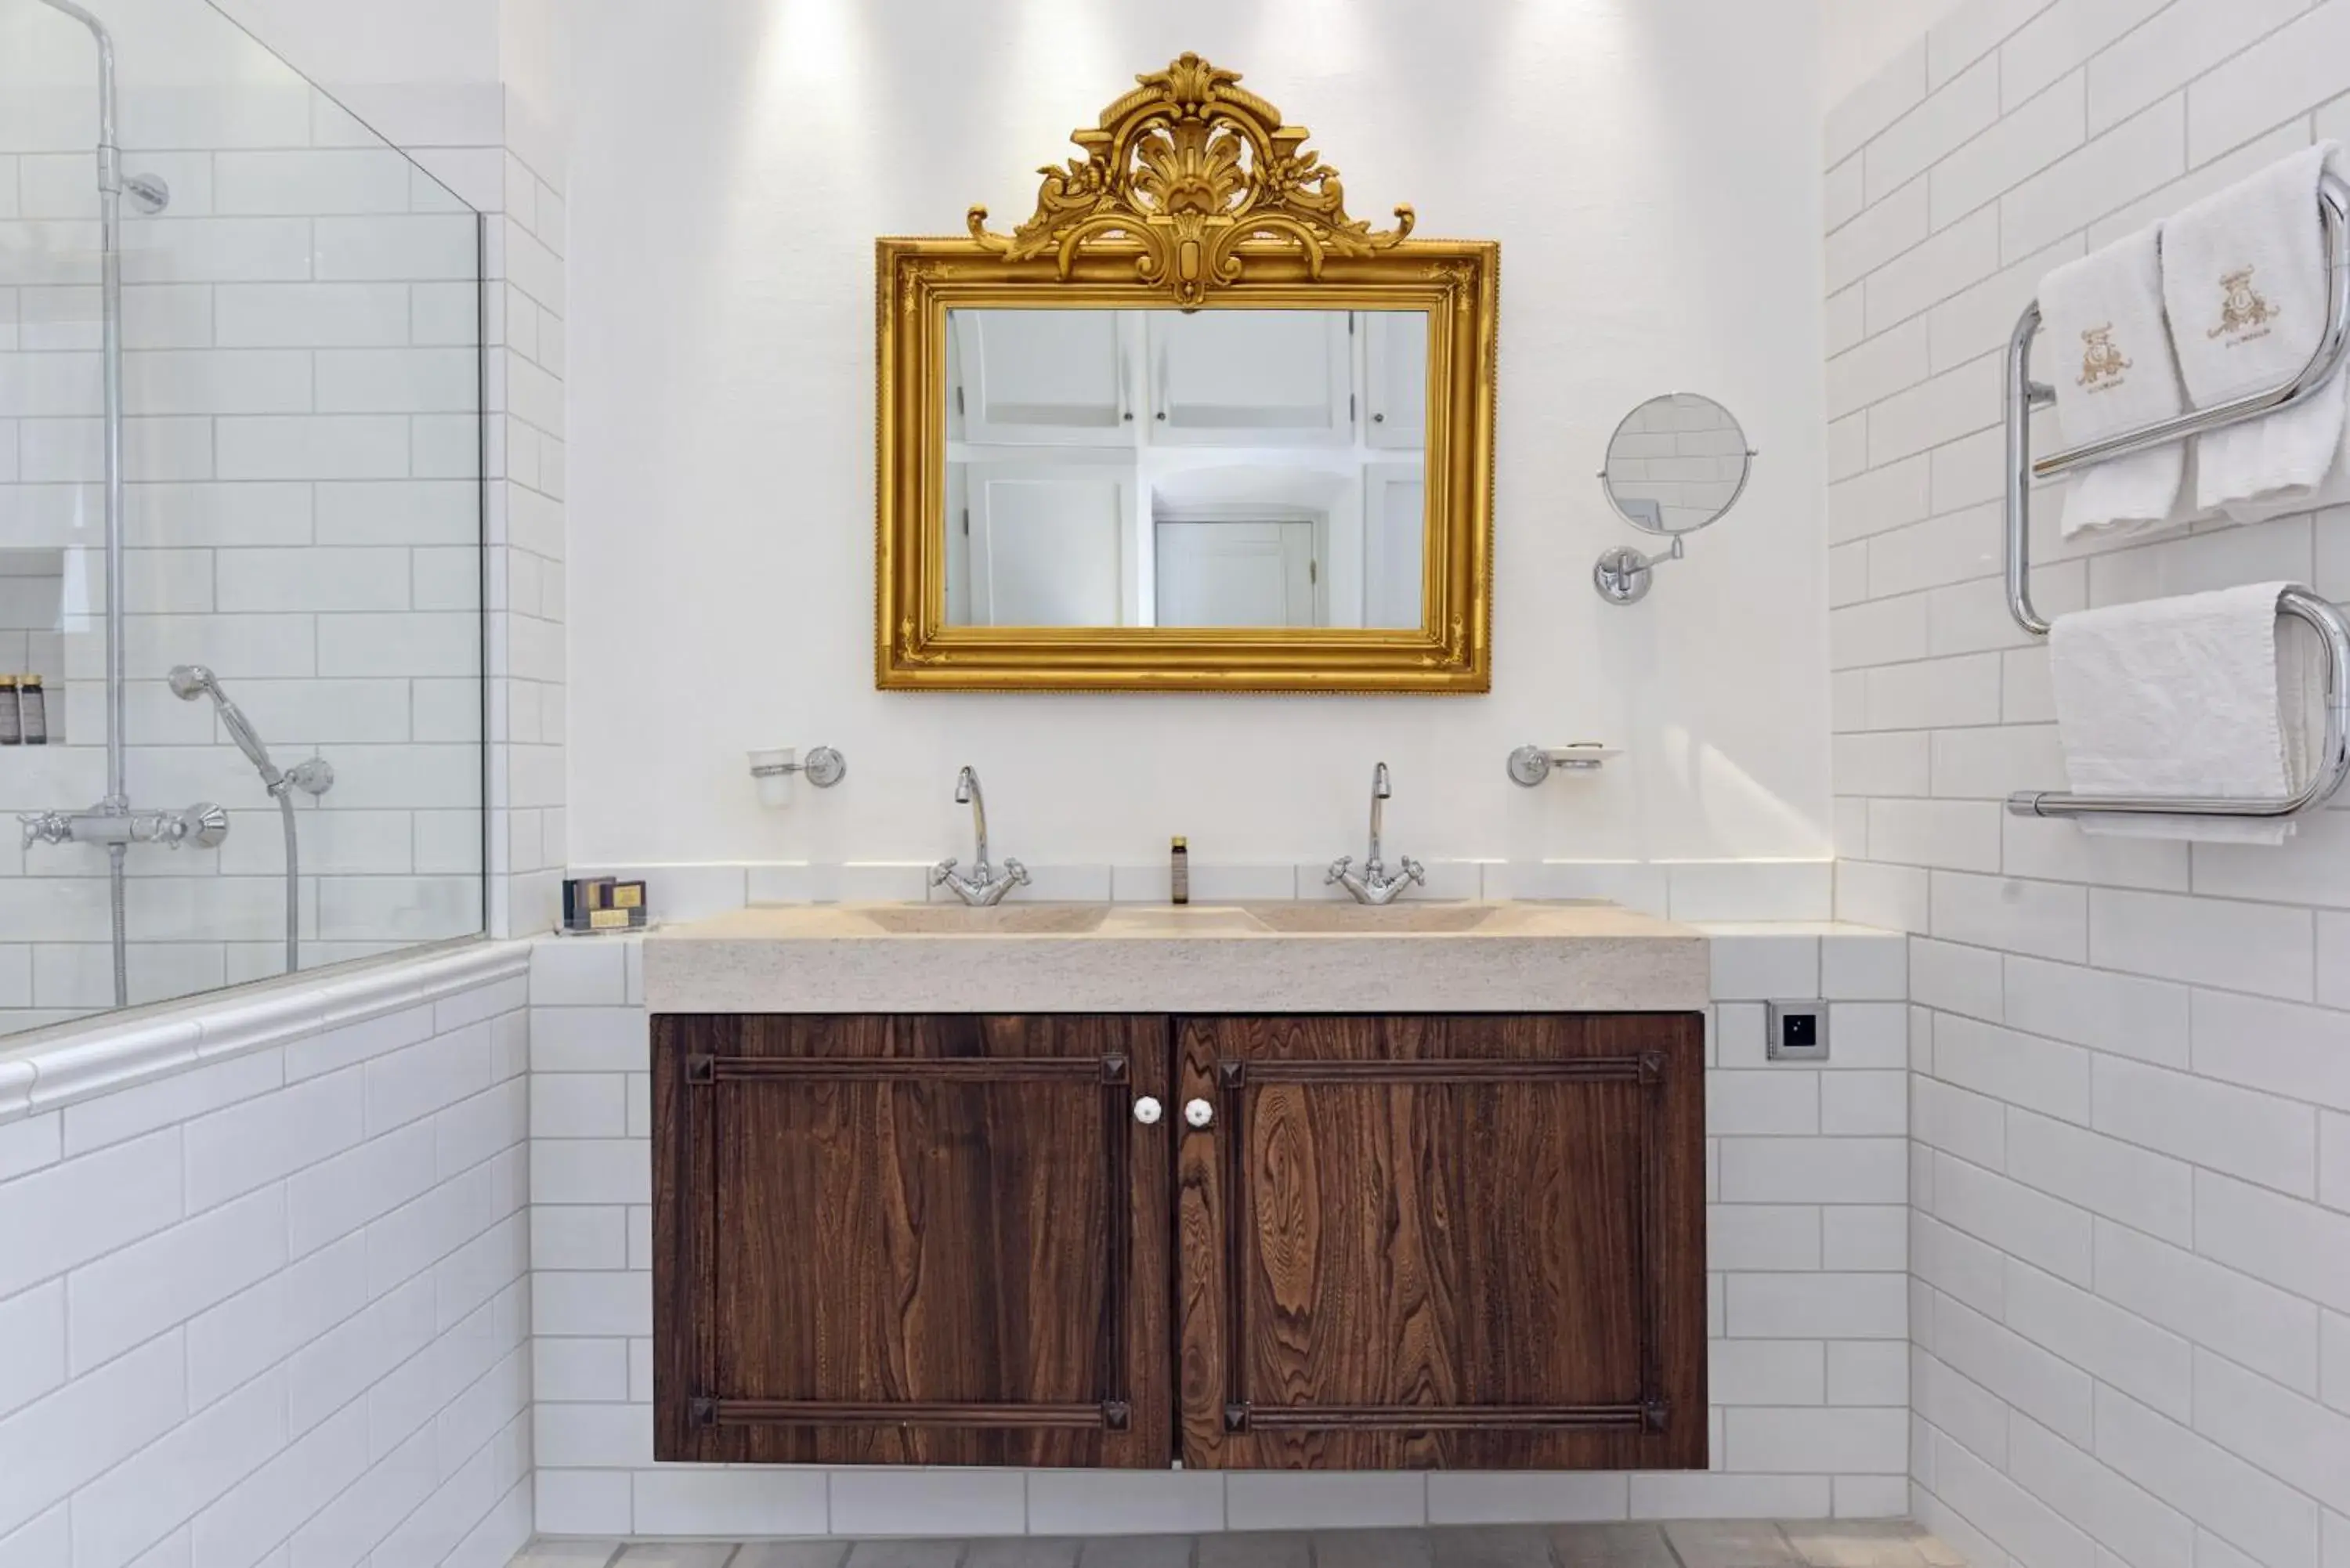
[1600, 393, 1752, 536]
[941, 306, 1430, 630]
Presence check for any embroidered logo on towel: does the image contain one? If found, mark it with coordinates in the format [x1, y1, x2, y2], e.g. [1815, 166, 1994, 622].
[2078, 324, 2132, 391]
[2209, 266, 2281, 345]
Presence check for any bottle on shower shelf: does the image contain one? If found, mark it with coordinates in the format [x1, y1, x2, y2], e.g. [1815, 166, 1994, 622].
[20, 677, 46, 746]
[0, 677, 18, 746]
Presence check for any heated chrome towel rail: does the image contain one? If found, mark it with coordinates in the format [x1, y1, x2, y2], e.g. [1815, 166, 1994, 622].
[2001, 172, 2350, 822]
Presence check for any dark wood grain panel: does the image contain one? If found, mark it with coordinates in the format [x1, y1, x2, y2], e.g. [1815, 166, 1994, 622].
[1177, 1014, 1705, 1471]
[653, 1013, 1170, 1466]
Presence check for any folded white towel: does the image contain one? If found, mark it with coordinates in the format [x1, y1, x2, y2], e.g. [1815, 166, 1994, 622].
[2163, 143, 2348, 519]
[2050, 582, 2318, 844]
[2041, 226, 2186, 538]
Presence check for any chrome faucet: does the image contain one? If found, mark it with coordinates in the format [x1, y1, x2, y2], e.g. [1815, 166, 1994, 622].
[931, 764, 1029, 907]
[1326, 761, 1426, 906]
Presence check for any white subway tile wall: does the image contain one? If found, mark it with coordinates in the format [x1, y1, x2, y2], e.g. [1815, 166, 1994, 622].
[1, 40, 570, 1029]
[524, 926, 1911, 1537]
[1825, 0, 2350, 1562]
[0, 952, 531, 1568]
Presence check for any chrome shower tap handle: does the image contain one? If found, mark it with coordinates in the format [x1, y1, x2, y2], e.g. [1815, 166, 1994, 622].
[20, 811, 73, 850]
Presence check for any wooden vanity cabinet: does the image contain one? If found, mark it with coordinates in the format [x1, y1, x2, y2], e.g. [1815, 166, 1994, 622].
[1177, 1014, 1706, 1471]
[653, 1013, 1172, 1466]
[653, 1011, 1704, 1472]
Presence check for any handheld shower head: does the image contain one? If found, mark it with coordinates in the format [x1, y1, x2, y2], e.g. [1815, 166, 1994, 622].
[169, 663, 280, 787]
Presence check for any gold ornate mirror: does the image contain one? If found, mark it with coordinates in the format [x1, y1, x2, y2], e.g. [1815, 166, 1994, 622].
[877, 55, 1497, 692]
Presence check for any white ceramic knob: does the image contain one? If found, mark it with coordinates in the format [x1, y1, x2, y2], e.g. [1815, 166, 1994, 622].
[1184, 1097, 1215, 1129]
[1132, 1097, 1162, 1126]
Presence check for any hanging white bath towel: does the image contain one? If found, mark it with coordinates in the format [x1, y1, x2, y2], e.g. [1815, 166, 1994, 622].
[2049, 582, 2319, 844]
[2162, 143, 2348, 521]
[2041, 226, 2186, 537]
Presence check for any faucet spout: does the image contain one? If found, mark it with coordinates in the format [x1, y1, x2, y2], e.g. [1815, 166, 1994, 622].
[933, 765, 1028, 907]
[954, 765, 989, 872]
[1327, 761, 1425, 905]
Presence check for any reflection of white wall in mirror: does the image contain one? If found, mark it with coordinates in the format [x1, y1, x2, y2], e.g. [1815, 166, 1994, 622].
[941, 307, 1427, 630]
[570, 0, 1837, 872]
[1604, 393, 1748, 534]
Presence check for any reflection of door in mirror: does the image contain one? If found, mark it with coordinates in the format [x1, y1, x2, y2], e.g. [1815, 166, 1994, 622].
[941, 307, 1427, 630]
[1155, 518, 1319, 627]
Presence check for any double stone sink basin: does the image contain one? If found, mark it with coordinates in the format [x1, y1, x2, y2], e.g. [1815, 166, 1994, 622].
[645, 900, 1712, 1014]
[855, 900, 1507, 936]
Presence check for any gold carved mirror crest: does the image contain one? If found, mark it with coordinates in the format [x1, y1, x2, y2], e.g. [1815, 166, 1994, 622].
[877, 55, 1497, 692]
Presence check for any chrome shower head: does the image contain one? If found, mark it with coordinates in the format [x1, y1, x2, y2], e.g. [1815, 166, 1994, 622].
[168, 663, 280, 786]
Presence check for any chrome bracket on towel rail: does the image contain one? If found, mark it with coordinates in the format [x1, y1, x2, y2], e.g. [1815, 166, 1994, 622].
[2001, 171, 2350, 822]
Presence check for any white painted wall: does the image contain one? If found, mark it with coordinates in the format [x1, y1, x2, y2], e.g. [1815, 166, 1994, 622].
[1821, 0, 1967, 107]
[1821, 0, 2350, 1561]
[563, 0, 1835, 873]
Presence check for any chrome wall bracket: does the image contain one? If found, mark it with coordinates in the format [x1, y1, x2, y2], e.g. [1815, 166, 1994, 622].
[749, 746, 846, 788]
[1507, 744, 1620, 787]
[1591, 537, 1682, 605]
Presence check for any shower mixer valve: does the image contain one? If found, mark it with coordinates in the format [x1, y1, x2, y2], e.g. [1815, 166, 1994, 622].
[20, 803, 230, 851]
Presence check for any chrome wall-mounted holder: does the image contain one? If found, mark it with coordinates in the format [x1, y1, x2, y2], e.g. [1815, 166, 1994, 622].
[1590, 392, 1755, 606]
[749, 746, 847, 807]
[1507, 744, 1622, 786]
[1592, 539, 1683, 605]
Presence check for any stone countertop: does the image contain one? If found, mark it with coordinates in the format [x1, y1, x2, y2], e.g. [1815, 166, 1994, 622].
[642, 901, 1710, 1014]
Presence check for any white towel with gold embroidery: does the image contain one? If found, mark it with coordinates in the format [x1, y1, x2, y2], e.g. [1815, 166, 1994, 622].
[2162, 143, 2348, 520]
[2041, 226, 2187, 538]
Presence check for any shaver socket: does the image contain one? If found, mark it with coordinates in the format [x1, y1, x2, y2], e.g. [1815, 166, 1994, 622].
[1766, 1000, 1829, 1061]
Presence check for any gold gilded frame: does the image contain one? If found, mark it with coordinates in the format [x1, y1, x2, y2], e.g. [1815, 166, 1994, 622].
[877, 54, 1497, 693]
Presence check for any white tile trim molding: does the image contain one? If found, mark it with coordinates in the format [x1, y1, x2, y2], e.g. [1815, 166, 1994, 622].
[0, 938, 528, 1126]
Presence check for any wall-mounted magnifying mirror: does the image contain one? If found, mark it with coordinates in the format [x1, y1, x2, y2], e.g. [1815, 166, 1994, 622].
[1592, 392, 1755, 605]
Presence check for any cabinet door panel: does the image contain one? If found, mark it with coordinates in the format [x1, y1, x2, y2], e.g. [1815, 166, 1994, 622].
[1146, 310, 1353, 443]
[953, 309, 1135, 444]
[1177, 1014, 1705, 1470]
[1364, 309, 1429, 450]
[960, 460, 1138, 627]
[655, 1013, 1171, 1467]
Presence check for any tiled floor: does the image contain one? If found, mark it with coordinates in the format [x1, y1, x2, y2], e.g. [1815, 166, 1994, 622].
[511, 1519, 1960, 1568]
